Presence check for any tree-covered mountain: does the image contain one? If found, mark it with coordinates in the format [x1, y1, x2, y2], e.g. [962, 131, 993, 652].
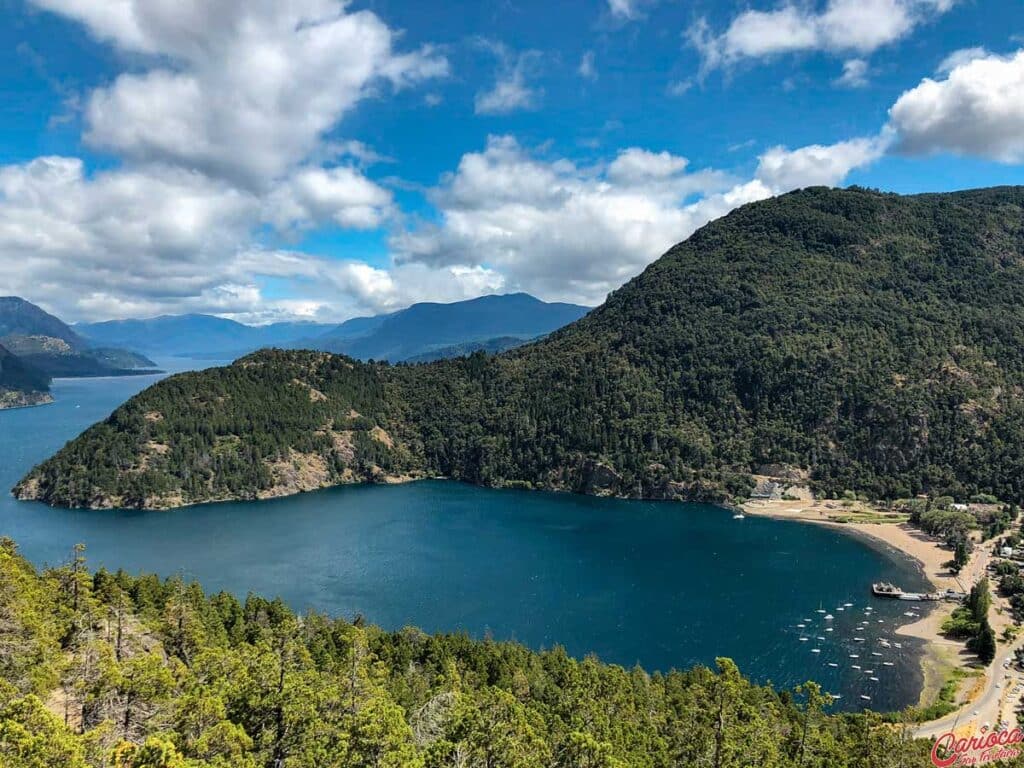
[310, 293, 591, 361]
[0, 537, 931, 768]
[0, 342, 51, 409]
[0, 297, 159, 378]
[18, 186, 1024, 509]
[405, 335, 535, 363]
[0, 296, 85, 348]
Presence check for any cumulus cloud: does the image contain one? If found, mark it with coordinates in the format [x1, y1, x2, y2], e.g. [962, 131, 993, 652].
[3, 0, 459, 322]
[265, 167, 394, 231]
[390, 136, 878, 305]
[936, 46, 991, 74]
[0, 155, 508, 323]
[32, 0, 447, 188]
[690, 0, 954, 72]
[888, 49, 1024, 162]
[0, 156, 258, 320]
[756, 138, 886, 190]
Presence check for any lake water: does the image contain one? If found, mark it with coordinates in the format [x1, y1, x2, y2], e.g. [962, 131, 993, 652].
[0, 359, 932, 711]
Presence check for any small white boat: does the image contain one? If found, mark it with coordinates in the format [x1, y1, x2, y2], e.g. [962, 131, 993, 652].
[816, 609, 826, 614]
[883, 662, 895, 667]
[825, 614, 834, 620]
[852, 664, 861, 669]
[854, 637, 866, 642]
[733, 513, 745, 520]
[811, 648, 821, 653]
[828, 662, 839, 667]
[903, 611, 915, 617]
[837, 607, 845, 611]
[860, 695, 871, 701]
[817, 636, 826, 641]
[831, 694, 842, 699]
[844, 603, 853, 607]
[825, 627, 833, 632]
[800, 637, 809, 642]
[877, 619, 884, 623]
[849, 654, 859, 658]
[797, 624, 806, 628]
[871, 652, 883, 657]
[870, 676, 879, 681]
[864, 669, 874, 674]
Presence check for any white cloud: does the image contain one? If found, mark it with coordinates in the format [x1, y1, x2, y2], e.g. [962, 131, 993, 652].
[667, 79, 693, 96]
[936, 46, 991, 74]
[889, 49, 1024, 162]
[32, 0, 447, 188]
[608, 0, 638, 19]
[390, 135, 878, 305]
[691, 0, 953, 72]
[265, 167, 394, 231]
[579, 51, 598, 80]
[475, 45, 543, 115]
[755, 138, 887, 191]
[0, 156, 259, 320]
[0, 154, 508, 323]
[836, 58, 870, 87]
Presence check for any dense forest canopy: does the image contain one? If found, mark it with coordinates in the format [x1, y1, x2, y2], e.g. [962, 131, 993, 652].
[17, 185, 1024, 509]
[0, 343, 50, 396]
[0, 537, 938, 767]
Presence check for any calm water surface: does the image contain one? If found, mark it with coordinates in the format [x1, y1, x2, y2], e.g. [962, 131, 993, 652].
[0, 360, 931, 711]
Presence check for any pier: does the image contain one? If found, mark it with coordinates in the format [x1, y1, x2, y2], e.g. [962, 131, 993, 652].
[871, 581, 958, 602]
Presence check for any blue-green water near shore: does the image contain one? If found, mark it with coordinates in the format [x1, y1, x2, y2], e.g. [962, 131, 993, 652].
[0, 360, 932, 712]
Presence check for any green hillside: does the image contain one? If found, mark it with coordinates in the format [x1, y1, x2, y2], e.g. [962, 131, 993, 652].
[0, 342, 51, 409]
[17, 186, 1024, 508]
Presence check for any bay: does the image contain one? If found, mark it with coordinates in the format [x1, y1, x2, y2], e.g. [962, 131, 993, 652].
[0, 359, 931, 711]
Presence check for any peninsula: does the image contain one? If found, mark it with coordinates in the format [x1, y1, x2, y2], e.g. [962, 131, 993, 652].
[15, 186, 1024, 510]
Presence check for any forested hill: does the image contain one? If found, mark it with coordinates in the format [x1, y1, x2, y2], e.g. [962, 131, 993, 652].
[0, 537, 931, 767]
[0, 342, 51, 409]
[17, 185, 1024, 509]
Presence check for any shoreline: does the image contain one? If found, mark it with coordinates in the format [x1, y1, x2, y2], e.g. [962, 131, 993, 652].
[0, 393, 55, 411]
[741, 498, 972, 711]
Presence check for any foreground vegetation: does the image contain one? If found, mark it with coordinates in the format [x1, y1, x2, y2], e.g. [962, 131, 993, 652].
[17, 185, 1024, 509]
[0, 538, 944, 767]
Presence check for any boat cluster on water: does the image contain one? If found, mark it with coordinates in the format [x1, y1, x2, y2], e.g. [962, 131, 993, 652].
[794, 600, 918, 704]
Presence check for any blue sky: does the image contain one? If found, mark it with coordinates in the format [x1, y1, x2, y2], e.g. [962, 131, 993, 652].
[1, 0, 1023, 323]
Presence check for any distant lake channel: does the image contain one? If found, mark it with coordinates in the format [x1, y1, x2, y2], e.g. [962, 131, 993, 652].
[0, 358, 931, 712]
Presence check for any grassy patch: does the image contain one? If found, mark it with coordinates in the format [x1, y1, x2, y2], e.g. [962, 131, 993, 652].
[887, 668, 979, 723]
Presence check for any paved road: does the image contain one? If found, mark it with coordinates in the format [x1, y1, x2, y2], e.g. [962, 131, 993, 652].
[914, 642, 1024, 739]
[913, 540, 1024, 741]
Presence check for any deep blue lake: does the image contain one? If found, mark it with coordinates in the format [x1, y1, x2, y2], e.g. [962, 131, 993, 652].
[0, 359, 931, 711]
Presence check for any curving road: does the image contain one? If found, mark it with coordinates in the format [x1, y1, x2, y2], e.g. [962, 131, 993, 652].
[914, 540, 1024, 741]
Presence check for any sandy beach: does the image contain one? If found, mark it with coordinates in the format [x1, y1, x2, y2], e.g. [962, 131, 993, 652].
[741, 497, 989, 709]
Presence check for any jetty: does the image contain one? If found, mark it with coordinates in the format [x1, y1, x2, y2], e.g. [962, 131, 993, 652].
[871, 582, 942, 602]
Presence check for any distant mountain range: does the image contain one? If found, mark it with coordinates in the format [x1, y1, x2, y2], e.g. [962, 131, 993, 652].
[0, 298, 158, 402]
[75, 314, 334, 359]
[76, 293, 591, 362]
[311, 294, 590, 361]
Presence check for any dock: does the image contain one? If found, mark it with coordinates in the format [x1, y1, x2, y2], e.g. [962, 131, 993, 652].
[871, 581, 946, 601]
